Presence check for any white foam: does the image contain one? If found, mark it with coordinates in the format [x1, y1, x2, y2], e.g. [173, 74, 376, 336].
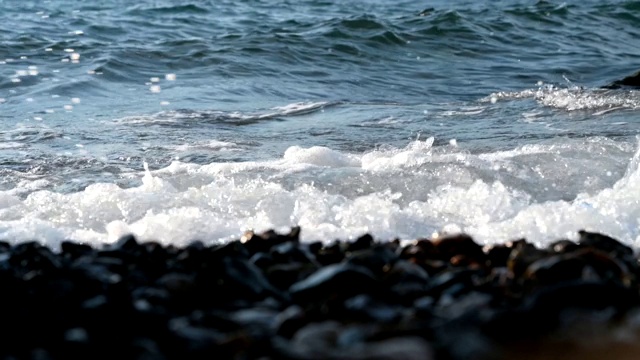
[487, 85, 640, 112]
[284, 145, 360, 168]
[0, 136, 637, 249]
[113, 101, 330, 125]
[173, 140, 241, 152]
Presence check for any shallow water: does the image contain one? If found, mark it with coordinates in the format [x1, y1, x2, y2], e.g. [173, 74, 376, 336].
[1, 0, 640, 248]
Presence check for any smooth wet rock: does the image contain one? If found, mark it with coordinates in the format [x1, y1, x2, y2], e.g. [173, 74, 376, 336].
[60, 241, 94, 261]
[347, 234, 375, 252]
[278, 320, 433, 360]
[346, 245, 398, 277]
[507, 242, 549, 280]
[523, 248, 630, 290]
[221, 257, 285, 302]
[289, 263, 379, 303]
[578, 230, 633, 258]
[343, 294, 402, 323]
[603, 71, 640, 89]
[546, 239, 580, 254]
[433, 234, 485, 265]
[314, 242, 346, 266]
[241, 227, 301, 255]
[266, 262, 317, 291]
[482, 243, 513, 268]
[2, 228, 640, 359]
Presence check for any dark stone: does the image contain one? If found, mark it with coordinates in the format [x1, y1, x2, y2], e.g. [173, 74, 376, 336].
[10, 242, 61, 272]
[433, 234, 485, 264]
[346, 245, 398, 277]
[343, 294, 402, 323]
[426, 268, 484, 301]
[60, 241, 94, 260]
[602, 71, 640, 89]
[209, 241, 250, 260]
[507, 242, 549, 280]
[221, 257, 284, 302]
[266, 262, 317, 291]
[0, 240, 11, 253]
[111, 234, 141, 253]
[289, 263, 379, 303]
[2, 228, 640, 359]
[577, 230, 633, 257]
[241, 227, 301, 255]
[347, 234, 375, 252]
[524, 248, 629, 290]
[483, 243, 513, 268]
[546, 239, 580, 254]
[314, 241, 346, 265]
[271, 241, 316, 265]
[168, 317, 228, 354]
[399, 239, 438, 263]
[274, 305, 307, 338]
[249, 252, 275, 269]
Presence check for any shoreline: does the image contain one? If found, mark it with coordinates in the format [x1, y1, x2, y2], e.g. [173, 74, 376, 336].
[1, 227, 640, 359]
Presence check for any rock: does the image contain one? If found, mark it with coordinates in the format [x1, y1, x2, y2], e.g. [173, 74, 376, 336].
[274, 305, 307, 338]
[507, 241, 549, 280]
[433, 234, 485, 265]
[602, 71, 640, 89]
[347, 234, 375, 252]
[346, 245, 398, 277]
[1, 228, 640, 359]
[342, 294, 402, 323]
[289, 263, 379, 303]
[577, 230, 633, 258]
[221, 257, 285, 302]
[241, 227, 301, 255]
[483, 243, 513, 268]
[339, 337, 434, 360]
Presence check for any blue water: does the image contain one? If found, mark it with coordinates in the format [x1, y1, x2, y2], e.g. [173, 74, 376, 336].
[1, 0, 640, 247]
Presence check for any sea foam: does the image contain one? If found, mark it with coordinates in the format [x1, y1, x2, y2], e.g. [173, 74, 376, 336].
[0, 136, 637, 250]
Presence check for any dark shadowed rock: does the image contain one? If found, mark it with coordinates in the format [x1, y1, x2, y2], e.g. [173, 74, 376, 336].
[577, 230, 633, 258]
[241, 227, 301, 255]
[602, 71, 640, 89]
[1, 228, 640, 359]
[289, 263, 379, 303]
[433, 234, 485, 265]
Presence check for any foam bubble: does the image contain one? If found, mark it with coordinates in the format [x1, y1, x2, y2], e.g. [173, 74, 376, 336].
[0, 136, 636, 249]
[283, 146, 360, 168]
[486, 85, 640, 112]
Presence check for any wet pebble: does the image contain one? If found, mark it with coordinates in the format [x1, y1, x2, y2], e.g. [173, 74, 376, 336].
[0, 228, 637, 359]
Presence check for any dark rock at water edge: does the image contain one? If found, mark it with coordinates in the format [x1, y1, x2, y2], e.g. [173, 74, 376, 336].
[0, 229, 640, 359]
[603, 70, 640, 89]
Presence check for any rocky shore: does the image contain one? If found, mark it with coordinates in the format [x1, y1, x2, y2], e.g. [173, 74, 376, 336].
[2, 227, 640, 359]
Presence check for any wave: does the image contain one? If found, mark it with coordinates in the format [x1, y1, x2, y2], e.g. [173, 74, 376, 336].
[112, 101, 333, 126]
[486, 84, 640, 113]
[0, 135, 635, 250]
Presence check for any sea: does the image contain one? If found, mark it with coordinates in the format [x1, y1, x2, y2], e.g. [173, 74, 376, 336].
[1, 0, 640, 250]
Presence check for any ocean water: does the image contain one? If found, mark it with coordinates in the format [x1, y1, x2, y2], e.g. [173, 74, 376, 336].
[1, 0, 640, 249]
